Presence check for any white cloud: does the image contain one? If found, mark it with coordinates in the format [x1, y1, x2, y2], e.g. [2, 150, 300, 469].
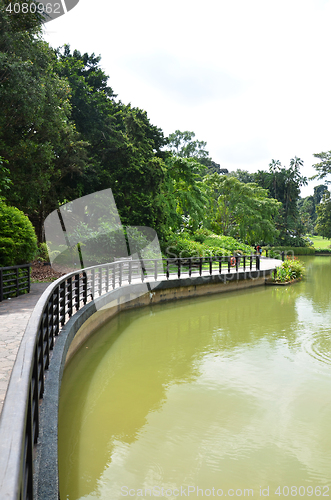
[43, 0, 331, 195]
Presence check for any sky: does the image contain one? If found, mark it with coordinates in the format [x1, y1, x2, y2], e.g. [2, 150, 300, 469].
[43, 0, 331, 197]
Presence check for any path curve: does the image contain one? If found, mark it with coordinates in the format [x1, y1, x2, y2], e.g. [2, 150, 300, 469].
[0, 283, 50, 414]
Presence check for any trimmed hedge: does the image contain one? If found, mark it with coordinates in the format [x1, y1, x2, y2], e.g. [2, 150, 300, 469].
[163, 232, 254, 259]
[266, 246, 315, 258]
[0, 200, 38, 266]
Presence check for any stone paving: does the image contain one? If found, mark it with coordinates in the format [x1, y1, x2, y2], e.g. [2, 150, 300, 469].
[0, 283, 50, 415]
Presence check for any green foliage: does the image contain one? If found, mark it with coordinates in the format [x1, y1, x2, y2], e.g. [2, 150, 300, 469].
[159, 156, 208, 233]
[273, 258, 305, 283]
[0, 156, 12, 194]
[315, 191, 331, 239]
[254, 158, 307, 244]
[0, 13, 87, 240]
[163, 231, 253, 259]
[312, 150, 331, 184]
[35, 242, 50, 262]
[267, 246, 315, 258]
[308, 234, 331, 250]
[203, 174, 280, 245]
[0, 199, 37, 265]
[166, 130, 209, 160]
[202, 234, 253, 255]
[55, 46, 169, 239]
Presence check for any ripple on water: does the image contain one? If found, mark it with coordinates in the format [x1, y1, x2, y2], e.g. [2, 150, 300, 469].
[302, 329, 331, 366]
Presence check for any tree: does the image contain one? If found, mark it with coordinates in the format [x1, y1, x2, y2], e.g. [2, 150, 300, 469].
[0, 156, 12, 195]
[254, 158, 307, 244]
[166, 130, 209, 159]
[0, 7, 87, 240]
[312, 151, 331, 184]
[158, 156, 208, 233]
[314, 184, 329, 205]
[315, 191, 331, 239]
[165, 129, 225, 177]
[227, 169, 255, 183]
[203, 174, 281, 245]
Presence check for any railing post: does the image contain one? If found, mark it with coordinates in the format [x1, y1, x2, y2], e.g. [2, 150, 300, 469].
[166, 259, 169, 279]
[199, 257, 202, 276]
[74, 273, 80, 311]
[189, 258, 192, 277]
[235, 256, 239, 272]
[112, 264, 116, 289]
[128, 261, 132, 284]
[83, 272, 88, 304]
[250, 254, 253, 270]
[15, 266, 19, 297]
[243, 256, 246, 271]
[91, 268, 95, 296]
[228, 256, 231, 273]
[256, 255, 260, 270]
[177, 258, 181, 278]
[28, 265, 31, 293]
[209, 257, 212, 275]
[281, 251, 285, 261]
[219, 257, 222, 274]
[99, 267, 102, 296]
[55, 285, 60, 335]
[60, 281, 66, 326]
[154, 260, 158, 281]
[119, 262, 123, 286]
[44, 301, 50, 369]
[141, 260, 145, 282]
[67, 277, 73, 318]
[106, 265, 110, 292]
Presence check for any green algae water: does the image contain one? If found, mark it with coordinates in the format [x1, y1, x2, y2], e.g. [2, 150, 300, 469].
[58, 257, 331, 499]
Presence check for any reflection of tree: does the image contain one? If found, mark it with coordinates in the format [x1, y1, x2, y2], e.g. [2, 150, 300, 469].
[300, 256, 331, 311]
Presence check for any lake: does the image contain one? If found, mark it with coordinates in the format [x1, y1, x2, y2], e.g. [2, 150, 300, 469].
[58, 256, 331, 499]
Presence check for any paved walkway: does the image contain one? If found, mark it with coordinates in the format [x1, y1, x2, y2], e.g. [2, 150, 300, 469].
[0, 283, 50, 414]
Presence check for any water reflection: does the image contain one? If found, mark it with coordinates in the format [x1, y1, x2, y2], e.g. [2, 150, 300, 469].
[59, 257, 331, 500]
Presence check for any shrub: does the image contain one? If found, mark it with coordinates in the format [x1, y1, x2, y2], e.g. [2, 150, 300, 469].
[0, 200, 38, 266]
[266, 246, 315, 258]
[203, 234, 253, 255]
[274, 257, 305, 282]
[314, 248, 331, 254]
[163, 232, 253, 258]
[35, 242, 50, 262]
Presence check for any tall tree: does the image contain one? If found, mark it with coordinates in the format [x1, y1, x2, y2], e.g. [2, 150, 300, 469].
[54, 46, 170, 237]
[315, 191, 331, 239]
[254, 158, 307, 244]
[166, 130, 209, 159]
[0, 5, 87, 240]
[312, 151, 331, 184]
[203, 174, 281, 245]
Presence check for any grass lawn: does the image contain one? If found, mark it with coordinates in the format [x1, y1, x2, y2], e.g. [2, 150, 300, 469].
[308, 235, 331, 249]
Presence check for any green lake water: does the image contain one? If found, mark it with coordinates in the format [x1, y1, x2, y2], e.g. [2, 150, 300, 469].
[58, 256, 331, 499]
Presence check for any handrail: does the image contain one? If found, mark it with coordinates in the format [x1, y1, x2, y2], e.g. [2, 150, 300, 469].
[0, 255, 260, 500]
[0, 264, 31, 302]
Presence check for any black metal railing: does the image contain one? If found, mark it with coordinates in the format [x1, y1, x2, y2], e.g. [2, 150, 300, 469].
[0, 264, 31, 302]
[0, 254, 260, 500]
